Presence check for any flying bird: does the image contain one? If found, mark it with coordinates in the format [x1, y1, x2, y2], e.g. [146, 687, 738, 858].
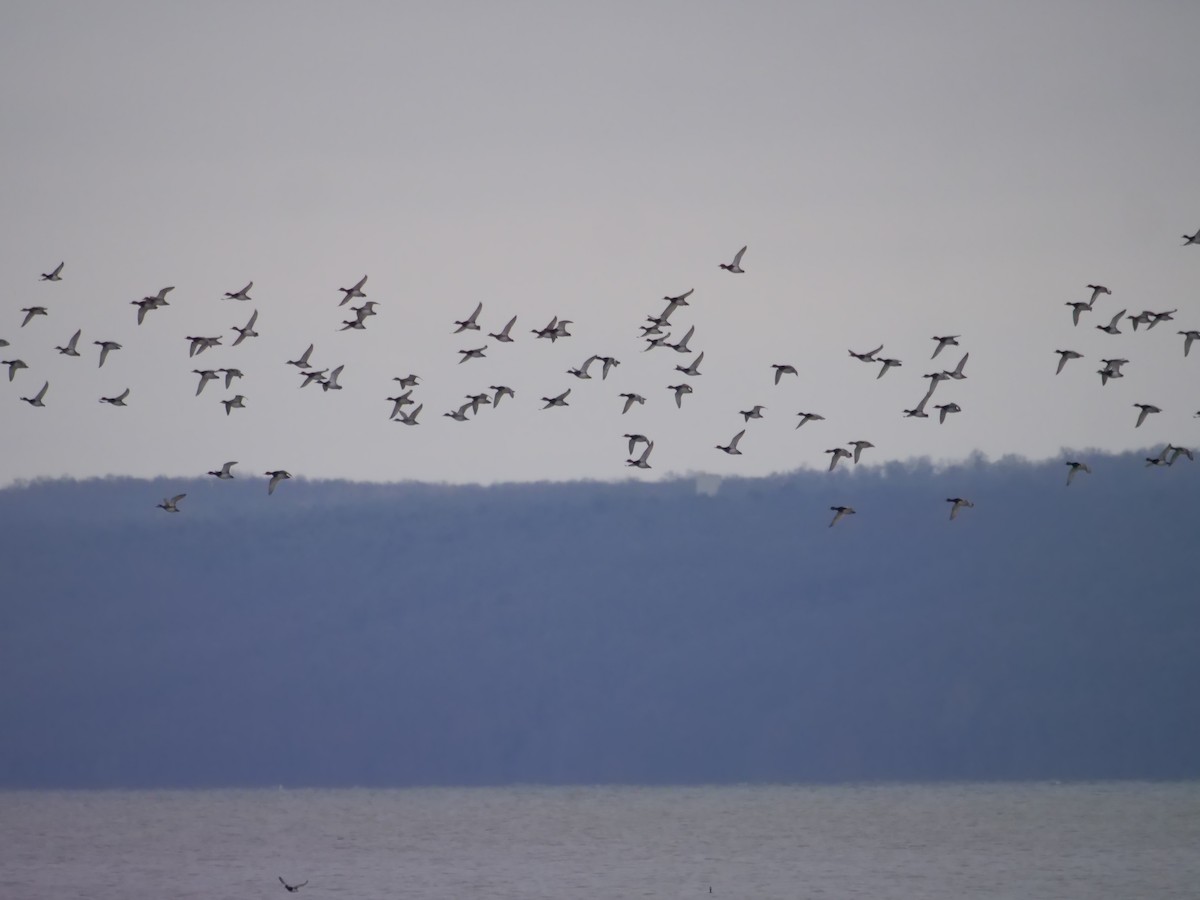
[396, 403, 423, 425]
[668, 325, 696, 353]
[719, 245, 747, 273]
[386, 392, 414, 419]
[1096, 309, 1126, 335]
[393, 373, 420, 389]
[321, 365, 344, 391]
[675, 351, 704, 377]
[568, 355, 599, 379]
[740, 405, 766, 422]
[223, 281, 253, 301]
[458, 346, 487, 363]
[598, 357, 620, 379]
[619, 393, 645, 414]
[266, 471, 292, 495]
[221, 394, 247, 415]
[944, 353, 969, 380]
[624, 433, 650, 455]
[947, 497, 974, 520]
[1133, 403, 1161, 428]
[338, 275, 367, 305]
[848, 344, 883, 363]
[849, 440, 875, 463]
[94, 340, 121, 367]
[826, 447, 852, 471]
[1065, 461, 1091, 485]
[795, 412, 824, 428]
[231, 310, 259, 346]
[3, 359, 29, 381]
[668, 384, 693, 408]
[100, 388, 130, 407]
[935, 402, 961, 424]
[1085, 284, 1111, 306]
[219, 368, 243, 389]
[278, 876, 308, 893]
[208, 461, 238, 479]
[716, 429, 745, 455]
[626, 441, 654, 469]
[1066, 301, 1091, 326]
[194, 369, 220, 396]
[454, 302, 483, 333]
[20, 307, 48, 327]
[876, 358, 902, 379]
[443, 403, 473, 421]
[1054, 349, 1082, 374]
[40, 262, 64, 282]
[541, 389, 571, 409]
[488, 315, 517, 342]
[828, 506, 856, 528]
[490, 385, 515, 406]
[287, 344, 315, 368]
[772, 364, 798, 384]
[20, 381, 49, 407]
[55, 329, 82, 357]
[1182, 229, 1200, 246]
[930, 336, 959, 359]
[1179, 331, 1200, 357]
[157, 494, 186, 513]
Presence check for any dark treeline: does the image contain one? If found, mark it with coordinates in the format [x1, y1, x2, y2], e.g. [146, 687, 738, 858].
[1, 451, 1198, 787]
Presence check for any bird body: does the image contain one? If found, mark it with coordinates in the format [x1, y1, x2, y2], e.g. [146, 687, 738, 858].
[208, 461, 237, 479]
[620, 392, 645, 414]
[772, 364, 798, 384]
[719, 245, 747, 273]
[20, 381, 49, 407]
[94, 340, 121, 367]
[826, 447, 852, 471]
[231, 310, 259, 345]
[675, 351, 703, 377]
[1096, 309, 1126, 335]
[266, 470, 292, 494]
[716, 429, 745, 455]
[458, 346, 487, 363]
[1133, 403, 1161, 428]
[100, 388, 130, 406]
[56, 329, 81, 357]
[669, 384, 692, 408]
[849, 345, 883, 363]
[396, 403, 423, 425]
[1065, 461, 1091, 485]
[41, 262, 64, 281]
[288, 344, 315, 368]
[740, 405, 766, 421]
[157, 494, 186, 512]
[1054, 349, 1082, 374]
[221, 394, 246, 415]
[626, 441, 654, 468]
[338, 275, 367, 305]
[947, 497, 974, 520]
[454, 302, 483, 333]
[795, 412, 824, 428]
[541, 389, 571, 409]
[488, 315, 517, 342]
[224, 281, 253, 301]
[829, 506, 856, 527]
[930, 336, 959, 359]
[849, 440, 874, 462]
[20, 307, 48, 327]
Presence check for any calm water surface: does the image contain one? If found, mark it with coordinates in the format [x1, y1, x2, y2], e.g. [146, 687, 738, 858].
[2, 783, 1198, 899]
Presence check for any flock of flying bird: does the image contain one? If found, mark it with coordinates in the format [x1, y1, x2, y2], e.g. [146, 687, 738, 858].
[8, 230, 1200, 525]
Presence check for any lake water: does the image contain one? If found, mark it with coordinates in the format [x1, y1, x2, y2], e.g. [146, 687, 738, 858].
[2, 783, 1197, 899]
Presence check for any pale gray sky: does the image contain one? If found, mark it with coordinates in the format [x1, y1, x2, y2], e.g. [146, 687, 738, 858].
[3, 2, 1198, 486]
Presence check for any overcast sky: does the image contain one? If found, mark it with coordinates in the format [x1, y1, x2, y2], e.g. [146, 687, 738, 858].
[3, 2, 1198, 487]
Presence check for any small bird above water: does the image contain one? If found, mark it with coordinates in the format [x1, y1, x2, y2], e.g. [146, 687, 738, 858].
[266, 471, 292, 495]
[1065, 461, 1091, 485]
[828, 506, 856, 528]
[40, 262, 64, 282]
[157, 494, 186, 513]
[100, 388, 130, 407]
[278, 876, 308, 893]
[719, 245, 747, 273]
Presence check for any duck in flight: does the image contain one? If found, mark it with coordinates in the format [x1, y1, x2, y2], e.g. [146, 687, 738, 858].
[626, 440, 654, 469]
[278, 876, 308, 893]
[668, 325, 695, 353]
[386, 392, 414, 419]
[944, 353, 968, 380]
[828, 506, 856, 528]
[568, 355, 599, 379]
[21, 381, 49, 407]
[20, 306, 48, 327]
[1133, 403, 1161, 428]
[620, 392, 645, 414]
[266, 471, 292, 495]
[454, 302, 483, 333]
[221, 394, 247, 415]
[1065, 461, 1091, 485]
[3, 359, 28, 381]
[826, 447, 852, 471]
[100, 388, 130, 407]
[157, 494, 186, 513]
[40, 262, 64, 281]
[396, 403, 423, 425]
[443, 402, 473, 422]
[772, 364, 798, 384]
[1182, 229, 1200, 246]
[321, 365, 344, 392]
[669, 384, 693, 408]
[849, 440, 875, 463]
[338, 275, 367, 306]
[287, 344, 315, 369]
[1096, 309, 1126, 335]
[740, 405, 766, 422]
[935, 402, 961, 424]
[624, 433, 650, 455]
[232, 310, 259, 346]
[876, 357, 902, 379]
[1085, 284, 1111, 306]
[458, 346, 487, 363]
[1054, 349, 1082, 374]
[220, 368, 243, 389]
[849, 344, 883, 363]
[490, 385, 515, 406]
[795, 411, 824, 428]
[194, 369, 220, 395]
[541, 389, 571, 409]
[56, 329, 82, 357]
[716, 429, 745, 455]
[1066, 301, 1091, 326]
[223, 281, 253, 301]
[947, 497, 974, 520]
[488, 315, 517, 342]
[930, 336, 959, 359]
[675, 351, 703, 377]
[719, 245, 747, 273]
[208, 461, 238, 479]
[94, 340, 121, 368]
[1179, 330, 1200, 357]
